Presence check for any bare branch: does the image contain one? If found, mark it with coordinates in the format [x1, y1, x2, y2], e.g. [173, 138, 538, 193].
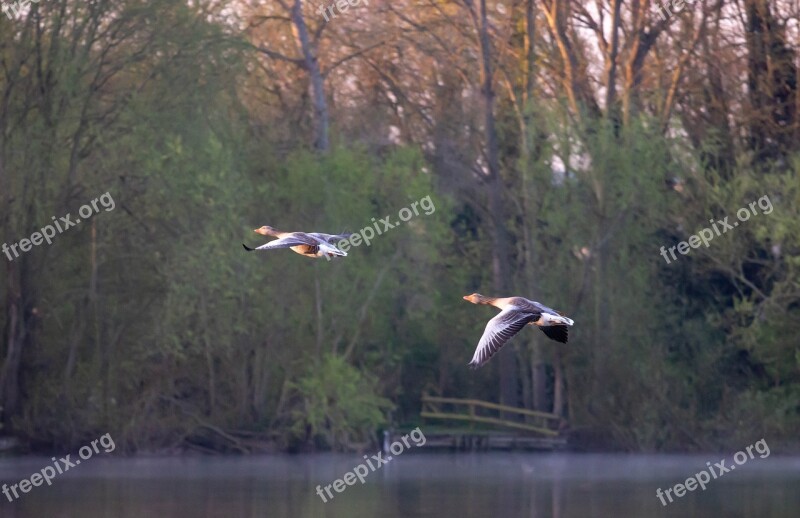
[322, 40, 385, 78]
[256, 45, 305, 67]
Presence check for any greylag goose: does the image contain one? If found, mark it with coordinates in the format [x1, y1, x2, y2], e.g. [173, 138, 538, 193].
[463, 293, 574, 369]
[243, 226, 351, 259]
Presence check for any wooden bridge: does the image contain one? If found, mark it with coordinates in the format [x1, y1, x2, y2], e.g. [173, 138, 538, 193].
[386, 395, 567, 451]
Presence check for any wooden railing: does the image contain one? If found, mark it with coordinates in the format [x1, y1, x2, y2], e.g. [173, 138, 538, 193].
[420, 395, 562, 437]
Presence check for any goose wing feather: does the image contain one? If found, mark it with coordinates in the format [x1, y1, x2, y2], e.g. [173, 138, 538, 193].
[468, 309, 536, 369]
[309, 232, 353, 244]
[539, 325, 569, 343]
[244, 234, 316, 251]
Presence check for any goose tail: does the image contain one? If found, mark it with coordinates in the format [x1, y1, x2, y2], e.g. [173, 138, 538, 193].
[320, 242, 347, 257]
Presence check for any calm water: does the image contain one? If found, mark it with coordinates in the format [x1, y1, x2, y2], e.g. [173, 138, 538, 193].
[0, 453, 798, 517]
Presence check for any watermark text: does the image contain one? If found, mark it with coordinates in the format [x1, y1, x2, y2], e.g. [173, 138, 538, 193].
[315, 427, 425, 502]
[659, 194, 773, 264]
[656, 438, 770, 506]
[2, 191, 115, 262]
[2, 433, 115, 502]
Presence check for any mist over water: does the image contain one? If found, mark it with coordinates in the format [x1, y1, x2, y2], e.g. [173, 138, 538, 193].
[1, 453, 797, 517]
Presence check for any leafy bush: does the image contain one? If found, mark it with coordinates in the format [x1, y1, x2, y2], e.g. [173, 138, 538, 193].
[286, 355, 394, 450]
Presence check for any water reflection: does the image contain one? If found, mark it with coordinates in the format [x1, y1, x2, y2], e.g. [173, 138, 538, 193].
[0, 453, 797, 517]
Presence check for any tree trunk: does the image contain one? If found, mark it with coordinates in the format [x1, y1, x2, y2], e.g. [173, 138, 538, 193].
[0, 285, 23, 418]
[521, 0, 548, 413]
[474, 0, 517, 409]
[552, 347, 564, 417]
[744, 0, 798, 161]
[290, 0, 329, 152]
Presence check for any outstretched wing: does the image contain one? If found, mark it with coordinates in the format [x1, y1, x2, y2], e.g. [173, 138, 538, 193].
[242, 235, 315, 251]
[468, 309, 537, 369]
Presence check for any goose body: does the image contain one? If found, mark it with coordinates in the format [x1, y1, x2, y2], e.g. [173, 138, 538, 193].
[243, 226, 351, 259]
[463, 293, 574, 369]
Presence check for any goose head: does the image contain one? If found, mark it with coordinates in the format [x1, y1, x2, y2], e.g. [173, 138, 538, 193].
[254, 225, 276, 236]
[463, 293, 484, 304]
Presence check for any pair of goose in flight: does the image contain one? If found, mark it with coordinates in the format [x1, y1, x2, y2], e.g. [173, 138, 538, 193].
[244, 225, 575, 369]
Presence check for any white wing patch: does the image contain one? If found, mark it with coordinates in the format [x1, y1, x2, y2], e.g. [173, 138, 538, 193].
[317, 242, 346, 256]
[538, 312, 574, 326]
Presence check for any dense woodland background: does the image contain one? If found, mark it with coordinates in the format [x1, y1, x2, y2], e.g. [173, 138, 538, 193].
[0, 0, 798, 454]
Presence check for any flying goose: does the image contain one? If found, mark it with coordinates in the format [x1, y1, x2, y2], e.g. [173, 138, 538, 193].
[243, 226, 351, 259]
[463, 293, 574, 369]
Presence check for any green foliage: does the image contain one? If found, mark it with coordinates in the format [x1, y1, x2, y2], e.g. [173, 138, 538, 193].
[1, 0, 799, 456]
[286, 354, 393, 450]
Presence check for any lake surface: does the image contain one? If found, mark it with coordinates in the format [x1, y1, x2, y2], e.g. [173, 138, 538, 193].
[0, 452, 798, 517]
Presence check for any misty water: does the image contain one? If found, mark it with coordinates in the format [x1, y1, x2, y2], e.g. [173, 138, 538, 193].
[0, 453, 797, 517]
